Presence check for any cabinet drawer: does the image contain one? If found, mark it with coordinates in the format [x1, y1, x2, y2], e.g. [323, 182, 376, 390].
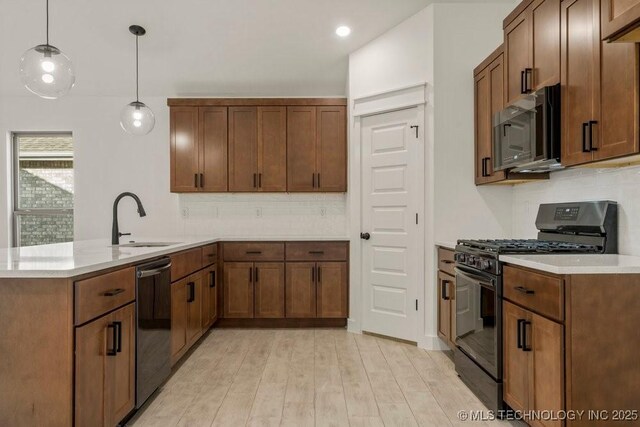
[171, 248, 203, 282]
[503, 265, 563, 321]
[286, 242, 348, 261]
[75, 267, 136, 325]
[438, 247, 456, 276]
[202, 244, 218, 267]
[223, 242, 284, 261]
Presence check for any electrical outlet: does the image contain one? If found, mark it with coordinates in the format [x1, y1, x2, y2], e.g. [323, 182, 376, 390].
[320, 207, 327, 217]
[181, 208, 189, 219]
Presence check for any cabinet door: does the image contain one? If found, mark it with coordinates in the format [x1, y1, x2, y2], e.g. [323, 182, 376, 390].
[170, 107, 199, 192]
[601, 0, 640, 40]
[287, 106, 317, 191]
[529, 312, 563, 427]
[505, 12, 531, 104]
[531, 0, 561, 90]
[229, 107, 258, 192]
[596, 42, 639, 161]
[109, 303, 135, 426]
[75, 313, 111, 427]
[258, 107, 287, 192]
[186, 275, 203, 345]
[254, 263, 285, 318]
[503, 301, 530, 413]
[561, 0, 600, 166]
[171, 278, 188, 363]
[316, 262, 348, 318]
[285, 262, 317, 318]
[202, 264, 218, 329]
[316, 106, 347, 192]
[199, 107, 228, 192]
[223, 262, 254, 318]
[437, 271, 453, 347]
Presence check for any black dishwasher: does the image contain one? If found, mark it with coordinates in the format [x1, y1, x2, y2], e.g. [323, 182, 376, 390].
[135, 257, 172, 408]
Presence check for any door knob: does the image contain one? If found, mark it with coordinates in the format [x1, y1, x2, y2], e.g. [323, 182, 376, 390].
[360, 232, 371, 240]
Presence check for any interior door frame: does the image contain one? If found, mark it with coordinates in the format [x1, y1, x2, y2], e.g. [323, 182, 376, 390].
[349, 83, 427, 343]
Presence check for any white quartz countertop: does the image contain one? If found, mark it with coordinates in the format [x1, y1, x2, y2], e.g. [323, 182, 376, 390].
[499, 254, 640, 275]
[0, 235, 349, 279]
[435, 241, 457, 250]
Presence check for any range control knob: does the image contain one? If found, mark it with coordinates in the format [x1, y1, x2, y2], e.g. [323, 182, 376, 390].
[480, 260, 492, 271]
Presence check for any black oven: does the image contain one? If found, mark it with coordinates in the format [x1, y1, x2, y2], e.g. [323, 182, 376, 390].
[454, 264, 503, 412]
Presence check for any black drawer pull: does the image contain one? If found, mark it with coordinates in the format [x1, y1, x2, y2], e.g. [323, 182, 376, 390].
[107, 323, 118, 356]
[308, 251, 325, 255]
[441, 260, 454, 265]
[317, 266, 321, 283]
[514, 286, 535, 295]
[246, 251, 262, 255]
[103, 288, 125, 296]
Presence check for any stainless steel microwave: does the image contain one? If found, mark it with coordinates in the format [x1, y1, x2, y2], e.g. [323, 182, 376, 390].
[492, 84, 562, 173]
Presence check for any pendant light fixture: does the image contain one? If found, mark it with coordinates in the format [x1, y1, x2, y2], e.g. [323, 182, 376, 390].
[120, 25, 155, 135]
[19, 0, 75, 99]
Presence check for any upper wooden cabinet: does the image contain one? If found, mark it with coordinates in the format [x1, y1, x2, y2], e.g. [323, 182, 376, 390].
[170, 106, 228, 192]
[504, 0, 560, 105]
[474, 46, 507, 185]
[561, 0, 639, 166]
[168, 98, 346, 193]
[601, 0, 640, 41]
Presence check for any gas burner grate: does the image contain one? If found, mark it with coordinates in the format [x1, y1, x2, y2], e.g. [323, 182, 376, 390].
[456, 239, 600, 254]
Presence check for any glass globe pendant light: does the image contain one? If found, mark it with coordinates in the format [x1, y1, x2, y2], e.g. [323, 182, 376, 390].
[120, 25, 155, 135]
[19, 0, 75, 99]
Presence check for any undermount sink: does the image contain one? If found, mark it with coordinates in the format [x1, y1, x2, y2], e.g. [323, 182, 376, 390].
[116, 242, 180, 248]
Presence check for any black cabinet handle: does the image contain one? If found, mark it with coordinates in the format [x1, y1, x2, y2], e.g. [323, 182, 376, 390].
[107, 323, 118, 356]
[588, 120, 598, 151]
[441, 260, 454, 265]
[317, 266, 321, 283]
[582, 122, 589, 152]
[114, 321, 122, 353]
[514, 286, 535, 295]
[481, 157, 491, 177]
[194, 173, 199, 188]
[210, 271, 216, 288]
[524, 68, 532, 93]
[308, 251, 325, 255]
[522, 320, 532, 352]
[187, 282, 195, 303]
[441, 280, 450, 300]
[246, 250, 262, 255]
[200, 173, 204, 188]
[517, 319, 524, 349]
[254, 267, 259, 282]
[103, 288, 125, 297]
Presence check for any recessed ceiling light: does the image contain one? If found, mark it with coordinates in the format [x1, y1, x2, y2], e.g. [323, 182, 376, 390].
[336, 26, 351, 37]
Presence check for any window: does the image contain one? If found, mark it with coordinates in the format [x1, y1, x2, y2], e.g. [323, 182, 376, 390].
[12, 133, 74, 247]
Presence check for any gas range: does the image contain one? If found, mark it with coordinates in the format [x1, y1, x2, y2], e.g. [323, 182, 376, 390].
[452, 201, 618, 414]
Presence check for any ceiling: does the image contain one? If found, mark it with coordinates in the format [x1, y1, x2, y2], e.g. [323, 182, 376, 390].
[0, 0, 434, 97]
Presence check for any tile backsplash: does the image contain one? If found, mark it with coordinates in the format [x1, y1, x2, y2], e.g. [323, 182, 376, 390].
[178, 193, 348, 237]
[512, 165, 640, 255]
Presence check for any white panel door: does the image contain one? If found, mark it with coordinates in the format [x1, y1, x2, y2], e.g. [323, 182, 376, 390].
[361, 107, 423, 342]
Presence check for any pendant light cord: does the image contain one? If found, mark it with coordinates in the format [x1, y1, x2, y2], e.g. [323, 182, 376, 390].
[135, 34, 139, 102]
[46, 0, 49, 45]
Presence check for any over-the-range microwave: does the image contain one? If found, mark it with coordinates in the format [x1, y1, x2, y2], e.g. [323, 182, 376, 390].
[492, 84, 562, 173]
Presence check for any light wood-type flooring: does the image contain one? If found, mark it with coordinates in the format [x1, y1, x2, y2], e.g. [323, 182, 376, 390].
[128, 328, 518, 427]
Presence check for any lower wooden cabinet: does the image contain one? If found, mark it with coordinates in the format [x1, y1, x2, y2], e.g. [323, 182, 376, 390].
[503, 300, 564, 427]
[285, 262, 317, 318]
[201, 263, 218, 329]
[254, 262, 285, 318]
[437, 270, 456, 350]
[171, 272, 204, 364]
[316, 262, 348, 318]
[75, 303, 135, 427]
[223, 262, 255, 318]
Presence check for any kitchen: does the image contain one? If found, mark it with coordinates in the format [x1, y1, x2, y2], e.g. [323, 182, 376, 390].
[1, 0, 640, 426]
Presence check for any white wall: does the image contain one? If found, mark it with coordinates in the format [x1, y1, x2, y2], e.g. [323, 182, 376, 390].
[0, 95, 348, 248]
[348, 1, 517, 349]
[512, 166, 640, 254]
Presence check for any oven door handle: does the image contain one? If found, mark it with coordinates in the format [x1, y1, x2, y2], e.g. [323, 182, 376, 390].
[454, 266, 496, 285]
